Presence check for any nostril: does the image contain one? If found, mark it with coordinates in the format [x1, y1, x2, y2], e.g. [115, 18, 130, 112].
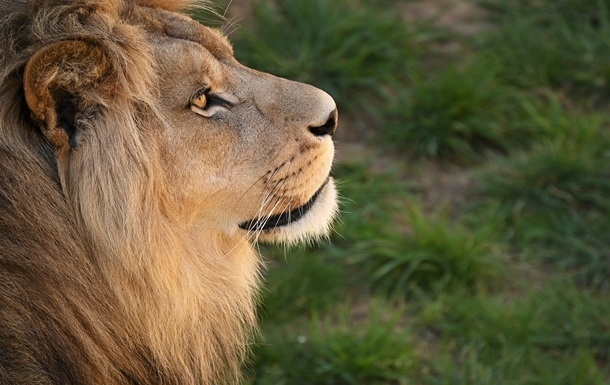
[309, 109, 338, 137]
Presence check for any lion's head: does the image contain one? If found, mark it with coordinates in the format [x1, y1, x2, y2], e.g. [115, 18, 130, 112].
[0, 0, 337, 384]
[23, 1, 339, 244]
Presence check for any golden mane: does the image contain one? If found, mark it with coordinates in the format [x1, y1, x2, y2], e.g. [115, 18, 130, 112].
[0, 1, 257, 384]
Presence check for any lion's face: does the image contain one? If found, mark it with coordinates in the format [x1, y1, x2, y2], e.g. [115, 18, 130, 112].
[154, 24, 338, 244]
[23, 6, 338, 246]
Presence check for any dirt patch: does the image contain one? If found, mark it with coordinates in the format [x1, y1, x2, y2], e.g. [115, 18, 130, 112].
[415, 163, 474, 215]
[403, 0, 490, 36]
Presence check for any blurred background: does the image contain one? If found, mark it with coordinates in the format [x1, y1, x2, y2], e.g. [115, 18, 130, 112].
[196, 0, 610, 383]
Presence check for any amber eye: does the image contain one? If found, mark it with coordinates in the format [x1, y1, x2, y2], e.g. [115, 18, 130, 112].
[190, 89, 234, 118]
[191, 89, 208, 110]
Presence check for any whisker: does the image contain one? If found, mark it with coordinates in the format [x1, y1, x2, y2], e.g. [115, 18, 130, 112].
[232, 170, 272, 211]
[239, 157, 298, 244]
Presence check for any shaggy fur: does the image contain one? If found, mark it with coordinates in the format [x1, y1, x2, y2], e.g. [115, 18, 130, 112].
[0, 0, 338, 384]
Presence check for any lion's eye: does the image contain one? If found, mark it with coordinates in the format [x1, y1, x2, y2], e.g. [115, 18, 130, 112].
[191, 89, 208, 110]
[190, 88, 235, 118]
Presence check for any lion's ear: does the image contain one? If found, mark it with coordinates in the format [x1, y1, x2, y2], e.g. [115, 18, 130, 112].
[24, 40, 110, 149]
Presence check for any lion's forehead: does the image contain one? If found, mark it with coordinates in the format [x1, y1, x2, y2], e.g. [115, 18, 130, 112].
[130, 5, 234, 61]
[31, 1, 233, 60]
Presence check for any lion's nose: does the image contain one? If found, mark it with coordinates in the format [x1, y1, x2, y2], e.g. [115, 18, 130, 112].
[309, 108, 338, 137]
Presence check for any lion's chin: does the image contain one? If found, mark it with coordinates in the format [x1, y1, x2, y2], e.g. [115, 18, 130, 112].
[240, 178, 338, 245]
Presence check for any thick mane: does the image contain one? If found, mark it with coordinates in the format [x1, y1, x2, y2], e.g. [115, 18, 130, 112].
[0, 1, 258, 384]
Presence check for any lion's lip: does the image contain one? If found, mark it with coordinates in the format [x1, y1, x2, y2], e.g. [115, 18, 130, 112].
[238, 179, 329, 232]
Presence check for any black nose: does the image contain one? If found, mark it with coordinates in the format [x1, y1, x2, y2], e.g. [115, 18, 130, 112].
[308, 109, 338, 137]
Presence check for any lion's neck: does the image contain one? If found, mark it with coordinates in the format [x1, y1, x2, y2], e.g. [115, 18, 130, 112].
[87, 216, 261, 384]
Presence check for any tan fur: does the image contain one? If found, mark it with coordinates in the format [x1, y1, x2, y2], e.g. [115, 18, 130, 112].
[0, 1, 338, 384]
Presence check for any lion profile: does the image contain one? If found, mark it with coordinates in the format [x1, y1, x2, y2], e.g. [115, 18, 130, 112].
[0, 0, 338, 384]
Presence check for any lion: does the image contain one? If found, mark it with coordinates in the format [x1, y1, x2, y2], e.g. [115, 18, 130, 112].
[0, 0, 338, 384]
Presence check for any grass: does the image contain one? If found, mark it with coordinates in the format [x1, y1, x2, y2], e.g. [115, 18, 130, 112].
[478, 0, 610, 103]
[383, 63, 535, 162]
[350, 207, 499, 297]
[423, 283, 610, 384]
[258, 250, 348, 323]
[213, 0, 610, 383]
[476, 120, 610, 290]
[482, 114, 610, 214]
[248, 306, 413, 385]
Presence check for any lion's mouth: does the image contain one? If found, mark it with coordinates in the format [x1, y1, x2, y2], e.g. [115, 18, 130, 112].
[239, 180, 329, 232]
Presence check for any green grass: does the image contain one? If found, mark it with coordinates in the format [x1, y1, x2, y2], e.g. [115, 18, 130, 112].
[474, 112, 610, 290]
[421, 283, 610, 384]
[221, 0, 610, 383]
[329, 162, 412, 241]
[482, 116, 610, 215]
[350, 207, 499, 297]
[478, 0, 610, 103]
[258, 250, 349, 323]
[248, 305, 413, 385]
[383, 63, 540, 162]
